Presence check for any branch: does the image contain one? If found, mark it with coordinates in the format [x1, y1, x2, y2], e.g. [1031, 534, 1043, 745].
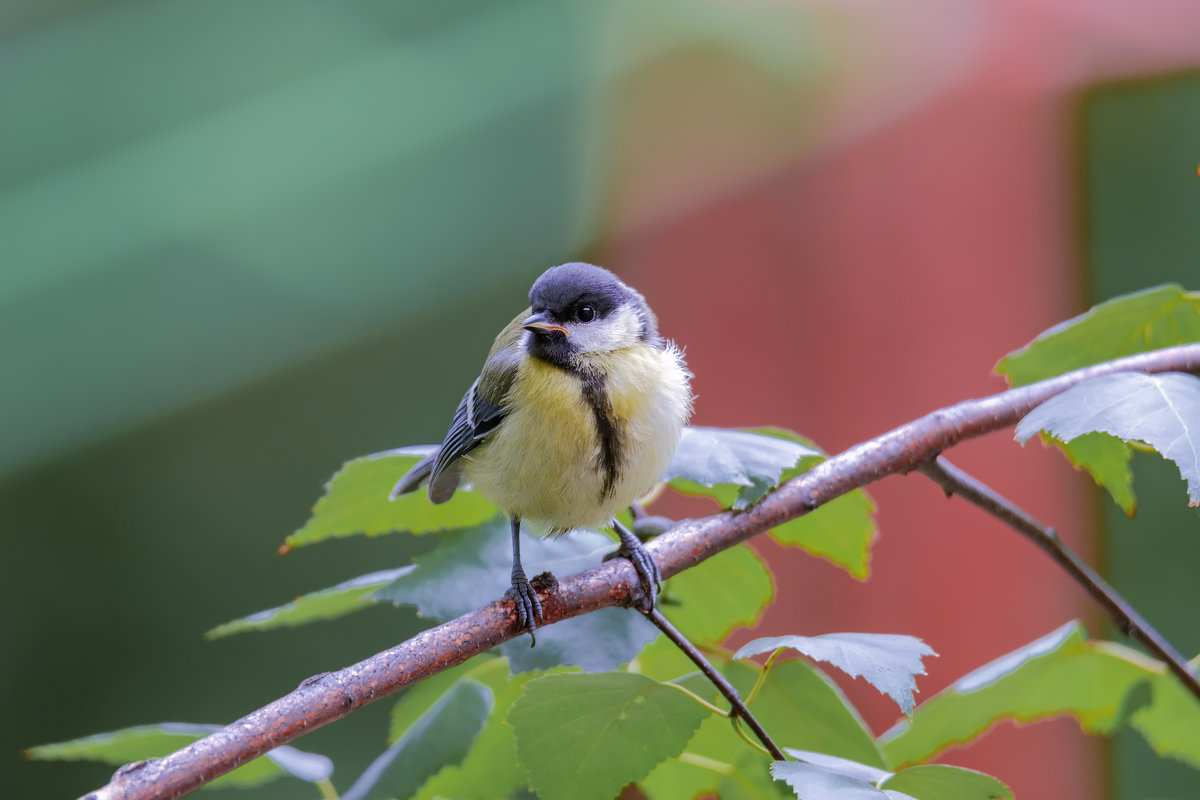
[919, 455, 1200, 700]
[84, 343, 1200, 800]
[643, 608, 787, 761]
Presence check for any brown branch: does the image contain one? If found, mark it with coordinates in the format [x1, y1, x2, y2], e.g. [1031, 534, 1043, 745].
[84, 343, 1200, 800]
[919, 455, 1200, 700]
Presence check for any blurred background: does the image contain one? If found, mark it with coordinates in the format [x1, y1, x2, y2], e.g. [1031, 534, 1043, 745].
[4, 1, 1200, 797]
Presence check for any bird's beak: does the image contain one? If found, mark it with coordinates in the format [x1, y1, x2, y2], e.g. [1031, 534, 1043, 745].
[522, 312, 569, 337]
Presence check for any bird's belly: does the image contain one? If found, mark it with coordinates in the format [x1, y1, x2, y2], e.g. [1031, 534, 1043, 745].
[464, 348, 690, 532]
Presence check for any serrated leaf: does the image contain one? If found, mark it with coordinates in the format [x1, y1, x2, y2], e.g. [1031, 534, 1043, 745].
[880, 764, 1012, 800]
[783, 749, 891, 784]
[372, 518, 657, 672]
[1128, 655, 1200, 769]
[996, 284, 1200, 512]
[1055, 431, 1136, 515]
[751, 659, 886, 768]
[996, 284, 1200, 386]
[387, 654, 503, 743]
[415, 664, 553, 800]
[668, 427, 878, 577]
[509, 672, 710, 800]
[663, 544, 774, 645]
[500, 606, 657, 674]
[26, 722, 332, 789]
[770, 760, 912, 799]
[342, 679, 491, 800]
[879, 622, 1154, 766]
[640, 713, 791, 800]
[207, 567, 411, 639]
[1016, 371, 1200, 505]
[736, 633, 936, 716]
[770, 489, 877, 579]
[640, 657, 881, 800]
[286, 450, 497, 548]
[667, 426, 819, 509]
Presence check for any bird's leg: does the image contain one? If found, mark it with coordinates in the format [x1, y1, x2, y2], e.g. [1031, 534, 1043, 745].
[611, 517, 662, 611]
[503, 516, 543, 644]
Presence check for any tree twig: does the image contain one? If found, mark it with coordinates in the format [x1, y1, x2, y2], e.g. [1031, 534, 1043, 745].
[919, 455, 1200, 699]
[642, 607, 787, 761]
[83, 343, 1200, 800]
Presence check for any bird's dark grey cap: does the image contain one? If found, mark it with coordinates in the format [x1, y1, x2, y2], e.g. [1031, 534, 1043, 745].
[527, 262, 661, 347]
[528, 262, 629, 314]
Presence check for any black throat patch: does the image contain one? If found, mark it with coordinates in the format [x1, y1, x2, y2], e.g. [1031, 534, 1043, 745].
[577, 368, 622, 501]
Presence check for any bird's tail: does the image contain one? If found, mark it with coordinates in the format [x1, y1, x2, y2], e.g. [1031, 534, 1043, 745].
[389, 451, 437, 500]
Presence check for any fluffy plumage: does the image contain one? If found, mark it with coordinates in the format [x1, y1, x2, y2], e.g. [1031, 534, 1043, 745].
[392, 262, 692, 639]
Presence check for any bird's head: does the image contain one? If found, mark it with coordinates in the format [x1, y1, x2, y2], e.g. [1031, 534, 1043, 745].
[521, 263, 661, 366]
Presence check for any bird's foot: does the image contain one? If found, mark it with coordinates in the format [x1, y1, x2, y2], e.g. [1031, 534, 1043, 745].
[505, 567, 544, 646]
[610, 537, 661, 612]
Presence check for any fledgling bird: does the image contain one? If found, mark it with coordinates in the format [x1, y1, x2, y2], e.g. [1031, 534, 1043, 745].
[390, 262, 693, 640]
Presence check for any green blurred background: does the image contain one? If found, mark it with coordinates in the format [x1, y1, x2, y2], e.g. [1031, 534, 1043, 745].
[1080, 70, 1200, 799]
[4, 1, 1200, 798]
[4, 2, 609, 797]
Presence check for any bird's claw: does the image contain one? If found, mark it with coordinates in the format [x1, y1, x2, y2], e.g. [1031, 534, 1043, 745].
[506, 569, 543, 646]
[615, 540, 661, 612]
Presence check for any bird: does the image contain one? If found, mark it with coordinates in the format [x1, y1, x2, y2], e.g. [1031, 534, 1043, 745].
[390, 262, 693, 641]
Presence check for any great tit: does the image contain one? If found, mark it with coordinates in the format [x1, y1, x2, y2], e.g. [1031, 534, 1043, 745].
[390, 262, 693, 640]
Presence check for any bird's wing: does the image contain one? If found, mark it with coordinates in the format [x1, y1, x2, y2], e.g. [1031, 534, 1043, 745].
[425, 377, 508, 502]
[424, 315, 525, 503]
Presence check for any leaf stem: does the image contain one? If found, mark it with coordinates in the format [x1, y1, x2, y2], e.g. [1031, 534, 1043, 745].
[730, 716, 772, 757]
[744, 647, 783, 707]
[315, 778, 339, 800]
[676, 752, 736, 775]
[643, 608, 787, 761]
[919, 455, 1200, 702]
[659, 681, 730, 716]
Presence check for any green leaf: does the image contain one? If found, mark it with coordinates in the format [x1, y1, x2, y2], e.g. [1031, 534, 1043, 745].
[771, 756, 1013, 800]
[879, 622, 1154, 767]
[736, 633, 936, 716]
[415, 664, 552, 800]
[668, 427, 878, 577]
[387, 654, 503, 743]
[640, 714, 791, 800]
[372, 518, 658, 673]
[996, 284, 1200, 512]
[770, 759, 907, 799]
[1015, 371, 1200, 506]
[769, 488, 877, 579]
[996, 284, 1200, 386]
[782, 749, 891, 783]
[341, 679, 492, 800]
[880, 764, 1013, 800]
[667, 426, 819, 509]
[206, 567, 411, 638]
[1054, 431, 1136, 515]
[640, 656, 880, 799]
[285, 449, 497, 548]
[752, 659, 887, 768]
[663, 544, 774, 645]
[26, 722, 332, 789]
[1128, 655, 1200, 769]
[508, 671, 710, 800]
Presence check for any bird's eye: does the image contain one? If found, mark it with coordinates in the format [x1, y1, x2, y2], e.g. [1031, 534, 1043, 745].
[577, 305, 596, 323]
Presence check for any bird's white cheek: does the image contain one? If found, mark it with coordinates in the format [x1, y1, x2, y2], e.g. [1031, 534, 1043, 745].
[569, 306, 642, 353]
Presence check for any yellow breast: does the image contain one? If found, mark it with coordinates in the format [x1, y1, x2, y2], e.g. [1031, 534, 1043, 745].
[464, 344, 692, 533]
